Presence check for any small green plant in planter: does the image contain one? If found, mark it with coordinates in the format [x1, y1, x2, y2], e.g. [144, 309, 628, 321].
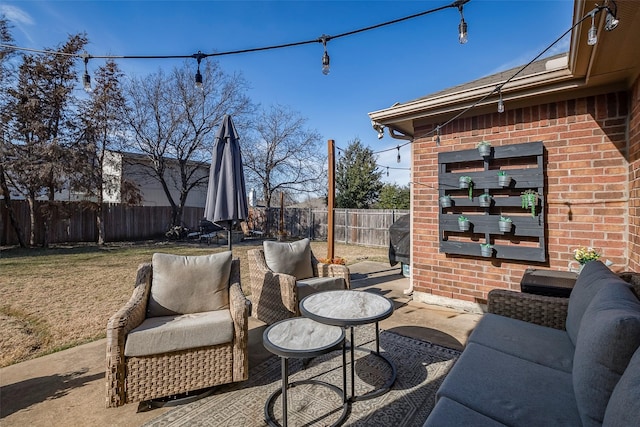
[521, 190, 539, 217]
[480, 243, 494, 257]
[477, 141, 492, 157]
[459, 176, 473, 199]
[439, 194, 453, 208]
[498, 216, 512, 232]
[497, 170, 512, 187]
[478, 193, 492, 207]
[458, 215, 470, 232]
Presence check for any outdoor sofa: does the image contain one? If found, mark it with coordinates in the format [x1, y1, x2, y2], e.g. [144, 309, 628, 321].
[424, 260, 640, 426]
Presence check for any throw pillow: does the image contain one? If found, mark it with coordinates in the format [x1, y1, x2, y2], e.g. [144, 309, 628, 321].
[147, 251, 232, 317]
[263, 238, 313, 280]
[566, 260, 625, 345]
[573, 282, 640, 427]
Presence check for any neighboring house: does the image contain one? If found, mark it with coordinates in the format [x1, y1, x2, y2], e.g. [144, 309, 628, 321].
[369, 0, 640, 312]
[103, 150, 210, 208]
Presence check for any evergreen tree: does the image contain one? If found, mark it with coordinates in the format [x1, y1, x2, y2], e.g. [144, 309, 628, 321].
[377, 183, 410, 209]
[335, 138, 383, 209]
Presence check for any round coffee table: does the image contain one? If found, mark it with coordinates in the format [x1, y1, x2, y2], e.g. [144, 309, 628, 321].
[300, 289, 396, 402]
[262, 317, 348, 427]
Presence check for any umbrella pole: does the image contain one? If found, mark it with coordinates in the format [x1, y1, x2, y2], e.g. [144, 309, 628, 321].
[228, 220, 232, 251]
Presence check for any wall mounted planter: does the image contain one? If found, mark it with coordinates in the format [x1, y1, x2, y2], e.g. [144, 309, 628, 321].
[440, 195, 453, 208]
[438, 141, 546, 262]
[478, 193, 492, 207]
[480, 244, 494, 257]
[498, 218, 512, 232]
[498, 173, 512, 187]
[458, 217, 470, 232]
[477, 142, 492, 157]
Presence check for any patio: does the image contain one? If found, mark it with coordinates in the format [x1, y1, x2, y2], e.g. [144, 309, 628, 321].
[0, 260, 481, 427]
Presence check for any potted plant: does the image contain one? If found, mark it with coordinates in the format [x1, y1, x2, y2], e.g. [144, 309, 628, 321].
[459, 176, 473, 199]
[478, 193, 492, 207]
[497, 171, 512, 187]
[521, 190, 539, 217]
[477, 141, 492, 157]
[458, 215, 470, 232]
[440, 194, 453, 208]
[498, 216, 512, 232]
[459, 175, 472, 189]
[480, 243, 494, 257]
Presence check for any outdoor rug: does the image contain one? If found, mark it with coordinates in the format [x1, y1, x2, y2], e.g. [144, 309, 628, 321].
[144, 327, 460, 427]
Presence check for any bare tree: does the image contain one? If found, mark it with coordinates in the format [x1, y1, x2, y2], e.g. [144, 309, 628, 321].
[75, 60, 139, 245]
[0, 15, 27, 247]
[4, 33, 87, 246]
[243, 104, 326, 208]
[124, 60, 254, 227]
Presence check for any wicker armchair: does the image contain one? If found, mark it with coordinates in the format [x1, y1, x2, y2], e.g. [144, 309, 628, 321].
[248, 241, 351, 325]
[106, 254, 249, 408]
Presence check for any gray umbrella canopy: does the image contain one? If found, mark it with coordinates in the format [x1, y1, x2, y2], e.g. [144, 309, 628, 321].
[204, 115, 248, 249]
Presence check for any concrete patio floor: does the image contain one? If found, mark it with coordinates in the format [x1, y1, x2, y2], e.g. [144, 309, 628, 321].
[0, 261, 482, 427]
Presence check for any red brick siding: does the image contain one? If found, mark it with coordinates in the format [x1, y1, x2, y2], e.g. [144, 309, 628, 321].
[412, 91, 635, 304]
[629, 76, 640, 271]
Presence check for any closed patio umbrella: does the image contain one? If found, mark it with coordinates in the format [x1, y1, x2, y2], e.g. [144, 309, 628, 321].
[204, 115, 248, 250]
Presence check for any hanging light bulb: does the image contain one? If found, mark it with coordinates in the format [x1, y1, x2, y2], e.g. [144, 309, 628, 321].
[321, 35, 330, 75]
[194, 51, 204, 89]
[387, 167, 390, 177]
[82, 52, 91, 93]
[396, 146, 401, 163]
[497, 89, 505, 113]
[435, 125, 441, 146]
[587, 10, 598, 45]
[458, 5, 468, 44]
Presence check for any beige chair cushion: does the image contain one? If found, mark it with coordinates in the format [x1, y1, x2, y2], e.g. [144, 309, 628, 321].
[147, 251, 232, 317]
[297, 276, 346, 300]
[263, 238, 313, 280]
[124, 310, 234, 357]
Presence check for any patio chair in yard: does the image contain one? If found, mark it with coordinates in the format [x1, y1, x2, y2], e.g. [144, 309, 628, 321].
[106, 251, 250, 408]
[248, 238, 351, 325]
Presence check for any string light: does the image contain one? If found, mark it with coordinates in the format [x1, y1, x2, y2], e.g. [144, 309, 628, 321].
[396, 145, 401, 163]
[387, 167, 390, 177]
[81, 52, 91, 93]
[435, 125, 441, 146]
[320, 35, 331, 75]
[194, 51, 205, 89]
[0, 0, 470, 81]
[457, 2, 468, 44]
[587, 10, 598, 45]
[406, 3, 617, 144]
[497, 89, 504, 113]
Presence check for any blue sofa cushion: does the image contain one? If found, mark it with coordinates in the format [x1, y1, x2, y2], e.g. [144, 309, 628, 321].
[436, 343, 581, 427]
[566, 260, 623, 346]
[603, 346, 640, 427]
[573, 282, 640, 427]
[468, 313, 574, 373]
[424, 396, 509, 427]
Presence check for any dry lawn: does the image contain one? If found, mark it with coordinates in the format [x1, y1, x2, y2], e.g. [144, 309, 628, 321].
[0, 239, 389, 367]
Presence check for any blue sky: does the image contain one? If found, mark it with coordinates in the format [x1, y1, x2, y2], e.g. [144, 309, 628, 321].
[1, 0, 574, 186]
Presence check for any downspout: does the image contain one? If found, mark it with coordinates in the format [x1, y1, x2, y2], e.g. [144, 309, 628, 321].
[372, 121, 415, 295]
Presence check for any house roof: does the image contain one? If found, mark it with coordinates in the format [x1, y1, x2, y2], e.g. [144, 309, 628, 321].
[369, 0, 640, 138]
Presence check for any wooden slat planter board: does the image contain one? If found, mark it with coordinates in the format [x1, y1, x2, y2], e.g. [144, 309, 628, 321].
[438, 141, 546, 262]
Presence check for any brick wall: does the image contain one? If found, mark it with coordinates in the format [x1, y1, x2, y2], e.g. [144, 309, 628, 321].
[412, 90, 634, 305]
[628, 76, 640, 271]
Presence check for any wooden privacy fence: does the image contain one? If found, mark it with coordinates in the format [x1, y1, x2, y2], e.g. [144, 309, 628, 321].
[1, 200, 408, 247]
[251, 207, 409, 247]
[0, 200, 205, 246]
